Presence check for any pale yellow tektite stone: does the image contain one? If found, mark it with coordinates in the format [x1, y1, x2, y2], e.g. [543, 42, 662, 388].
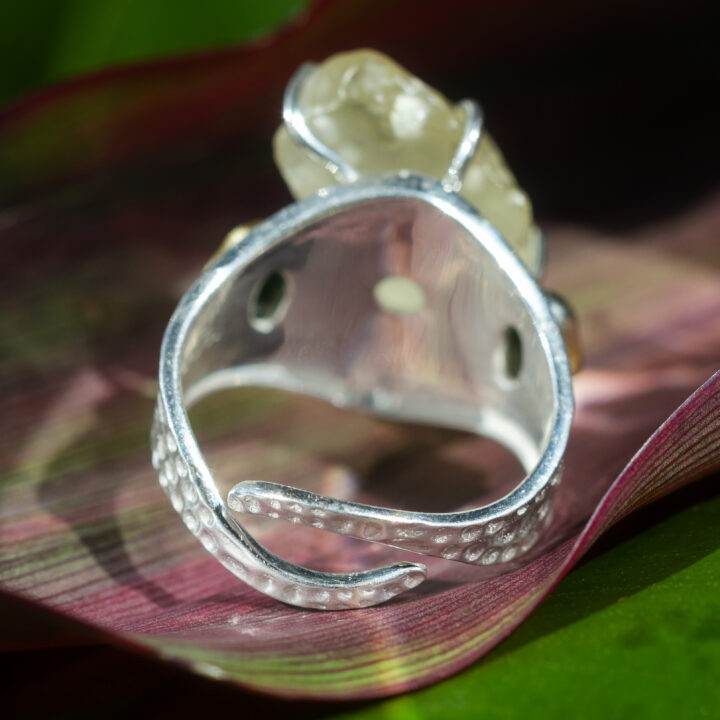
[274, 49, 542, 273]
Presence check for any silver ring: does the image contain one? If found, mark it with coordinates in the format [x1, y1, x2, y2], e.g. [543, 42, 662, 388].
[151, 51, 577, 610]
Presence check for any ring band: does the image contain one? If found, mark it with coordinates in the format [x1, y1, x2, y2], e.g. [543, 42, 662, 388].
[151, 51, 576, 610]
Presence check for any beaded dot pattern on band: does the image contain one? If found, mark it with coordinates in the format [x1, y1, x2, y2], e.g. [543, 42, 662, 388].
[151, 402, 220, 557]
[229, 475, 558, 566]
[151, 400, 428, 610]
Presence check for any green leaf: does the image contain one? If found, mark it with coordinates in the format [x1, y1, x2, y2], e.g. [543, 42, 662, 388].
[333, 490, 720, 718]
[0, 0, 307, 104]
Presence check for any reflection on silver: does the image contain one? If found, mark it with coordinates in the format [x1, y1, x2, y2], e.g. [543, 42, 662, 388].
[152, 174, 574, 610]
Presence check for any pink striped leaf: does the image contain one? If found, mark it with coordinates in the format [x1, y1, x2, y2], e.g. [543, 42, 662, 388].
[1, 0, 719, 702]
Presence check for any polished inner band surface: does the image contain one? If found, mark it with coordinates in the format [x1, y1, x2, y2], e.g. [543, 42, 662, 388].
[152, 175, 573, 610]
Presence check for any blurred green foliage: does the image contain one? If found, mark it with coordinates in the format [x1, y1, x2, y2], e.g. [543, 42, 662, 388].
[334, 493, 720, 719]
[0, 0, 307, 105]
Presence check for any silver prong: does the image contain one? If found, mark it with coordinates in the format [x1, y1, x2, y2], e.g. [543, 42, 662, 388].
[283, 63, 360, 184]
[443, 99, 483, 193]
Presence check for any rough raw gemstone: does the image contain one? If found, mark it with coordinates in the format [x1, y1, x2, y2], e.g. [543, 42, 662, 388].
[274, 49, 542, 273]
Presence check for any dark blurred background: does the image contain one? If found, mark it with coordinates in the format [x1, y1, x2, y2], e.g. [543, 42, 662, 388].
[1, 0, 717, 232]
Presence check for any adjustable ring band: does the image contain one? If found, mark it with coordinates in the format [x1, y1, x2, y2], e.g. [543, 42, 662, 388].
[151, 51, 576, 610]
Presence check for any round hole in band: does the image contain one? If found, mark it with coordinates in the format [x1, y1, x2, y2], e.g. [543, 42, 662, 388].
[499, 325, 523, 381]
[373, 275, 426, 315]
[249, 270, 290, 333]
